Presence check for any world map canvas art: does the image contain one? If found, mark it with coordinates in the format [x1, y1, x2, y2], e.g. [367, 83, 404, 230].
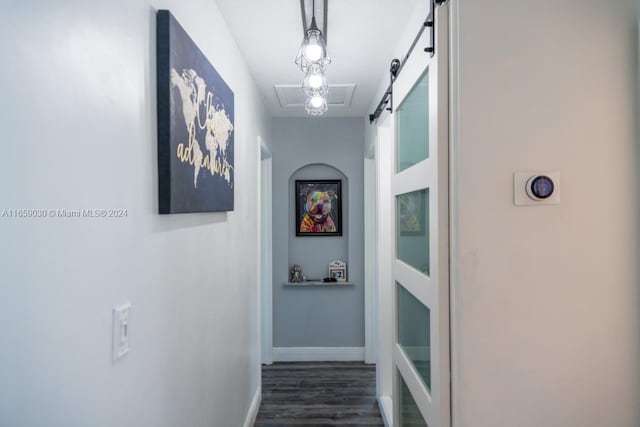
[156, 10, 234, 213]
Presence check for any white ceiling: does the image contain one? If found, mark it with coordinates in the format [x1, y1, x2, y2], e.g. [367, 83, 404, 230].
[216, 0, 420, 117]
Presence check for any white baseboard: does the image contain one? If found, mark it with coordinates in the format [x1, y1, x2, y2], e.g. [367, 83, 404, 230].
[272, 347, 365, 362]
[378, 395, 393, 427]
[242, 386, 261, 427]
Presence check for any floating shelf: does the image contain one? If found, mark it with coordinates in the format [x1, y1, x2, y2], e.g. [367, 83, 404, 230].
[284, 281, 353, 286]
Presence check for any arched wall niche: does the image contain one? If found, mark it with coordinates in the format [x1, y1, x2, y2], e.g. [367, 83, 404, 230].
[288, 163, 349, 279]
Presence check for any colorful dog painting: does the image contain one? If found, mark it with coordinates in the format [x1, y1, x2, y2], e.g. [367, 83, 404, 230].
[295, 180, 342, 236]
[300, 190, 337, 233]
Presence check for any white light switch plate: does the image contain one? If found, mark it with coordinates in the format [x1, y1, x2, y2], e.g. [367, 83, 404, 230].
[112, 303, 131, 361]
[514, 172, 561, 206]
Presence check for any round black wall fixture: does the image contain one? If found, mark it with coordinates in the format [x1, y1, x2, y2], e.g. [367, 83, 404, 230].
[526, 175, 554, 200]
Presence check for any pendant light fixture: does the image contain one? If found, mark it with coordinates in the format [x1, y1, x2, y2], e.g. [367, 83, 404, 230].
[296, 0, 330, 116]
[295, 0, 331, 73]
[303, 65, 328, 96]
[305, 93, 328, 115]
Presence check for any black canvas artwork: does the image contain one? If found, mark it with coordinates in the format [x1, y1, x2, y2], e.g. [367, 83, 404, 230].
[157, 10, 234, 213]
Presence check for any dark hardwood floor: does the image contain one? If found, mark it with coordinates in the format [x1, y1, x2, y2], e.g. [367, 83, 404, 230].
[254, 362, 384, 427]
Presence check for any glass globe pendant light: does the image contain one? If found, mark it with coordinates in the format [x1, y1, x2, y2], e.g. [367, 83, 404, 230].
[295, 0, 330, 72]
[305, 94, 328, 116]
[303, 66, 328, 96]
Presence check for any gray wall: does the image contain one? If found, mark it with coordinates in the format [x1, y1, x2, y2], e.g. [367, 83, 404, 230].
[272, 118, 365, 347]
[0, 1, 269, 425]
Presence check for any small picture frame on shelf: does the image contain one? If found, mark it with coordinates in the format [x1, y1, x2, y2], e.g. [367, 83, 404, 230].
[329, 268, 346, 281]
[328, 259, 347, 282]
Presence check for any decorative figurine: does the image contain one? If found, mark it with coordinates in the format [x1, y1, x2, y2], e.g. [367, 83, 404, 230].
[290, 264, 304, 283]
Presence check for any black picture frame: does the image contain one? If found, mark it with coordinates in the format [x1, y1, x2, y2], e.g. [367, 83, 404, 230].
[295, 180, 342, 237]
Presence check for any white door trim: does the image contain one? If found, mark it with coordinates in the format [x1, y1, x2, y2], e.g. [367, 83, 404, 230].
[375, 111, 394, 409]
[448, 1, 463, 426]
[260, 137, 273, 365]
[364, 157, 378, 364]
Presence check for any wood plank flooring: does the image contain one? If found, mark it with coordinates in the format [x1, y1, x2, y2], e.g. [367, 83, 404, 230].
[254, 362, 384, 427]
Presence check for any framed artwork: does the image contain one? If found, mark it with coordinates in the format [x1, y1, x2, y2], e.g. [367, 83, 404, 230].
[328, 260, 347, 282]
[156, 10, 235, 214]
[295, 180, 342, 236]
[330, 269, 346, 281]
[398, 190, 427, 236]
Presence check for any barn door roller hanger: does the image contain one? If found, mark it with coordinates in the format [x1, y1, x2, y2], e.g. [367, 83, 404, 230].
[368, 0, 448, 123]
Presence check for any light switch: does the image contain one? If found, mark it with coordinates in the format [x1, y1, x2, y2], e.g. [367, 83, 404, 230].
[112, 303, 131, 361]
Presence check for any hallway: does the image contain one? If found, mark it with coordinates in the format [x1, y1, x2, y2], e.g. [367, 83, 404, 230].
[2, 0, 640, 426]
[255, 363, 383, 426]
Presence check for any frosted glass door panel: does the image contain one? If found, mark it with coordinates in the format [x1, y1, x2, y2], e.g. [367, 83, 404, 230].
[399, 372, 429, 427]
[397, 282, 431, 391]
[396, 189, 429, 275]
[396, 70, 429, 173]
